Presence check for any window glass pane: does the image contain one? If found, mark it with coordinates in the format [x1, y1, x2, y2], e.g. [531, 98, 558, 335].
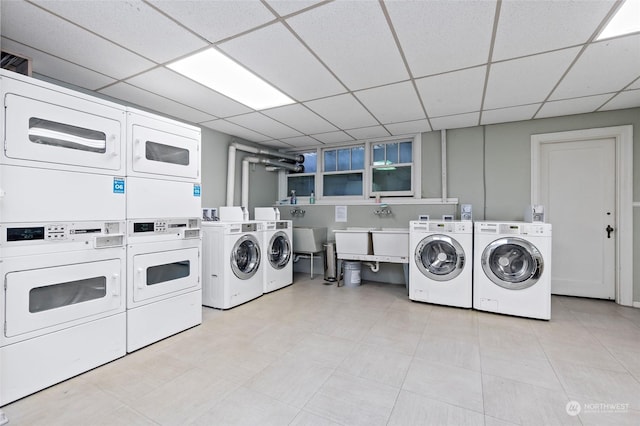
[386, 143, 399, 164]
[146, 141, 189, 166]
[288, 175, 314, 197]
[29, 118, 107, 153]
[29, 276, 107, 313]
[373, 144, 385, 164]
[337, 149, 350, 171]
[351, 146, 364, 170]
[372, 166, 412, 192]
[399, 142, 412, 163]
[147, 260, 190, 285]
[302, 152, 317, 173]
[323, 173, 363, 196]
[324, 150, 336, 172]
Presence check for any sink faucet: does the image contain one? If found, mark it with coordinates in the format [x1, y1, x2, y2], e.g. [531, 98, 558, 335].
[290, 208, 306, 217]
[374, 206, 392, 216]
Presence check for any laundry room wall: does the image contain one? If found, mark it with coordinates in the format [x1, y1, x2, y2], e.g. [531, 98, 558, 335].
[280, 107, 640, 302]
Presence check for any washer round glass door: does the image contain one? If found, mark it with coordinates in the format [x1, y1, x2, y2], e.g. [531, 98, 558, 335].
[231, 235, 261, 279]
[268, 232, 291, 270]
[415, 235, 465, 281]
[481, 237, 543, 290]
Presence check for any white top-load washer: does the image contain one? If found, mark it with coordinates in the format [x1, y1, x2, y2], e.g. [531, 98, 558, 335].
[409, 220, 473, 308]
[202, 221, 264, 309]
[474, 221, 552, 320]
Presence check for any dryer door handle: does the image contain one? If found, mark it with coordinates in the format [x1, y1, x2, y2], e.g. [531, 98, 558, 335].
[136, 267, 144, 288]
[111, 273, 120, 296]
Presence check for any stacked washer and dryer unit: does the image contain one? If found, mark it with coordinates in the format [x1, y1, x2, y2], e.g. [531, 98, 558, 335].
[0, 70, 128, 405]
[410, 214, 552, 320]
[124, 109, 202, 352]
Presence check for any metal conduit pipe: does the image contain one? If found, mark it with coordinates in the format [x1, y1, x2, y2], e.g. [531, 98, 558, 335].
[231, 141, 304, 163]
[226, 144, 236, 207]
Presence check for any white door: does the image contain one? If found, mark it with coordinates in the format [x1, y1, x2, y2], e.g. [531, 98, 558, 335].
[538, 138, 615, 299]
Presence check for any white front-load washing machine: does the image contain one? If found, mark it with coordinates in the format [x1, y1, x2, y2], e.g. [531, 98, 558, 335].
[409, 220, 472, 308]
[202, 221, 263, 309]
[473, 221, 552, 320]
[262, 220, 293, 293]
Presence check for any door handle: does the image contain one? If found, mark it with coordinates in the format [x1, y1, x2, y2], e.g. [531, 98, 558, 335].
[606, 225, 614, 238]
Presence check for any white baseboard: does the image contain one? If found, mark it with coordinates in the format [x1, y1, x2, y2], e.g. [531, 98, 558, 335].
[633, 301, 640, 309]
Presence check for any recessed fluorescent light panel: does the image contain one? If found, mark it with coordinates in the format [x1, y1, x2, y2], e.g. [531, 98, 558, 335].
[168, 48, 294, 110]
[597, 0, 640, 40]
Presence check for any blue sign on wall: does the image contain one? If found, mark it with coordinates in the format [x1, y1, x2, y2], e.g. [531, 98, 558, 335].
[193, 184, 201, 197]
[113, 178, 125, 194]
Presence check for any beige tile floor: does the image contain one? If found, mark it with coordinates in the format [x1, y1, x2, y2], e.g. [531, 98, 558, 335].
[3, 274, 640, 425]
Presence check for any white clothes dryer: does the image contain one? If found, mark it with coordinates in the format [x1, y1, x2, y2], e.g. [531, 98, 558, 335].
[262, 220, 293, 293]
[0, 220, 127, 406]
[202, 221, 263, 309]
[126, 218, 202, 352]
[409, 220, 473, 308]
[473, 221, 552, 320]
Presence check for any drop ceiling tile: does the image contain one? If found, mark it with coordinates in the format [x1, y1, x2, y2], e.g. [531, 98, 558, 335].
[265, 1, 325, 17]
[1, 1, 153, 79]
[354, 81, 425, 124]
[0, 38, 115, 90]
[219, 23, 345, 102]
[259, 140, 296, 149]
[484, 47, 580, 110]
[493, 0, 616, 61]
[200, 119, 270, 143]
[31, 0, 207, 63]
[310, 131, 355, 145]
[480, 104, 540, 125]
[628, 79, 640, 90]
[345, 126, 390, 140]
[430, 113, 479, 131]
[551, 34, 640, 100]
[386, 0, 495, 77]
[304, 94, 378, 129]
[416, 67, 486, 117]
[150, 0, 275, 43]
[278, 135, 321, 147]
[287, 1, 408, 90]
[599, 89, 640, 111]
[125, 67, 251, 118]
[227, 113, 302, 139]
[99, 82, 215, 124]
[262, 104, 337, 134]
[537, 94, 613, 118]
[385, 119, 431, 135]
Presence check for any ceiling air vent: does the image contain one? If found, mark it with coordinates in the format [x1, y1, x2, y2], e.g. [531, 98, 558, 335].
[1, 49, 32, 76]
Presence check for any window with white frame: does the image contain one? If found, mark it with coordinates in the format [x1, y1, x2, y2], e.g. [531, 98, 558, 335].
[286, 151, 316, 197]
[371, 139, 413, 196]
[322, 145, 364, 197]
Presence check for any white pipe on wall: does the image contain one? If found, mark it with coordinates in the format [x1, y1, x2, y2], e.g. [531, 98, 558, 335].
[242, 156, 261, 209]
[226, 144, 236, 207]
[441, 129, 447, 203]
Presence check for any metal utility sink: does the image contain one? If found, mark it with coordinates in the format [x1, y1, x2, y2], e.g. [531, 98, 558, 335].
[293, 227, 327, 253]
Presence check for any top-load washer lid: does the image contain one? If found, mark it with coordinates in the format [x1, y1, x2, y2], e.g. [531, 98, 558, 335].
[269, 232, 291, 270]
[415, 235, 465, 281]
[231, 235, 261, 279]
[481, 237, 543, 290]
